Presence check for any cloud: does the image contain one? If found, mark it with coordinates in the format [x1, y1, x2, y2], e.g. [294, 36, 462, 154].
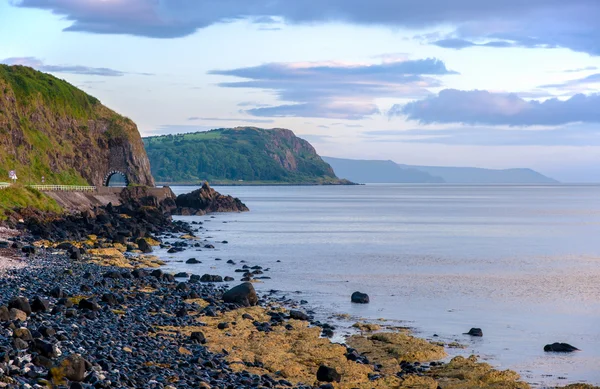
[1, 57, 151, 77]
[14, 1, 600, 55]
[362, 125, 600, 146]
[209, 58, 454, 119]
[246, 103, 380, 120]
[187, 116, 274, 123]
[431, 38, 555, 50]
[540, 73, 600, 89]
[392, 89, 600, 126]
[563, 66, 598, 73]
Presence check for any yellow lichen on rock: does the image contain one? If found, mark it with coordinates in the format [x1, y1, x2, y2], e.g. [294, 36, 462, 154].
[347, 331, 446, 374]
[352, 322, 381, 332]
[87, 248, 130, 267]
[144, 237, 161, 246]
[180, 234, 199, 240]
[183, 298, 209, 308]
[86, 247, 164, 269]
[428, 355, 529, 389]
[158, 307, 404, 389]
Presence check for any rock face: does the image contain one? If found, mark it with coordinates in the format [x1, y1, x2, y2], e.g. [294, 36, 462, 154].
[175, 182, 249, 215]
[0, 65, 154, 186]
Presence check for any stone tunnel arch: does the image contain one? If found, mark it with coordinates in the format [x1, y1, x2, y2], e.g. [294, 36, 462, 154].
[103, 170, 130, 187]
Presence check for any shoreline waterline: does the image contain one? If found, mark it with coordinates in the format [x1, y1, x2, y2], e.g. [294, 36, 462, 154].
[165, 183, 600, 387]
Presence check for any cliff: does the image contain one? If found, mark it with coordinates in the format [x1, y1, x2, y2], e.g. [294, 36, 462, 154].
[0, 65, 154, 187]
[143, 127, 349, 184]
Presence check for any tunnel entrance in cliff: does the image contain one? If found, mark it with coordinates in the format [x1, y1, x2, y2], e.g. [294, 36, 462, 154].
[104, 170, 130, 187]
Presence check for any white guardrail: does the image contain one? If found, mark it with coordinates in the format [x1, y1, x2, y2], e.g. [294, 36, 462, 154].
[0, 183, 97, 192]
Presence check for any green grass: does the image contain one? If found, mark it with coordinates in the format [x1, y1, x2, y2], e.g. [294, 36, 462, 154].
[0, 64, 99, 120]
[0, 185, 63, 219]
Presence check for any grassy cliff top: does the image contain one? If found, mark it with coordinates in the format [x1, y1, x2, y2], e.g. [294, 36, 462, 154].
[0, 65, 100, 119]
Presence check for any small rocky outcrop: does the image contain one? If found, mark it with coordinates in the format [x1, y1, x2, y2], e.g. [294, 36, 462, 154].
[351, 291, 369, 304]
[175, 182, 249, 216]
[544, 342, 579, 352]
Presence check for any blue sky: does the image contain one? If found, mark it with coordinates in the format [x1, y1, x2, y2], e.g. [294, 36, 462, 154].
[2, 0, 600, 182]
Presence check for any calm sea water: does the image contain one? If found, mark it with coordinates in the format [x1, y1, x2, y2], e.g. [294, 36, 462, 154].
[162, 184, 600, 386]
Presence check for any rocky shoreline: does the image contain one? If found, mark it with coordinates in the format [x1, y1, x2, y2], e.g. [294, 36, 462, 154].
[0, 193, 597, 388]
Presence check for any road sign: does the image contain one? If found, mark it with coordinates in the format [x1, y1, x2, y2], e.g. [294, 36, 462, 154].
[8, 170, 17, 180]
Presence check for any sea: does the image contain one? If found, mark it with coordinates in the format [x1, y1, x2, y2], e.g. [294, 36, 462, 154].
[159, 184, 600, 386]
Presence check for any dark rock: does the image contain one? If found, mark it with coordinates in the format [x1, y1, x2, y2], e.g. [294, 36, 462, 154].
[189, 274, 201, 283]
[136, 238, 153, 253]
[175, 182, 249, 214]
[8, 296, 31, 315]
[13, 338, 28, 350]
[131, 269, 148, 278]
[544, 342, 579, 352]
[200, 274, 223, 283]
[222, 282, 258, 307]
[351, 291, 369, 304]
[316, 365, 341, 383]
[22, 245, 36, 254]
[101, 293, 118, 306]
[224, 276, 234, 282]
[33, 339, 59, 358]
[186, 258, 201, 264]
[464, 328, 483, 337]
[103, 270, 123, 279]
[289, 310, 309, 321]
[0, 306, 9, 321]
[78, 298, 100, 311]
[9, 308, 27, 321]
[176, 282, 189, 291]
[174, 272, 189, 278]
[31, 296, 50, 313]
[217, 322, 229, 330]
[51, 354, 87, 382]
[190, 331, 206, 344]
[13, 327, 33, 340]
[69, 248, 82, 260]
[49, 286, 65, 298]
[150, 269, 163, 279]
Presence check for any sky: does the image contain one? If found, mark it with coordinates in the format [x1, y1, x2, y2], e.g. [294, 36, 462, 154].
[2, 1, 600, 182]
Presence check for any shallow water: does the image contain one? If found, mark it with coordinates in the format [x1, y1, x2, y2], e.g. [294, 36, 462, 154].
[161, 184, 600, 386]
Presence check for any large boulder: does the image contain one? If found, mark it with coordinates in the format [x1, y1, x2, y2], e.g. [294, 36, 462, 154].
[222, 282, 258, 307]
[351, 291, 369, 304]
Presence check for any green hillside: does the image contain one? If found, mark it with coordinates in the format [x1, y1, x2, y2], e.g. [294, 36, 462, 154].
[0, 65, 154, 187]
[143, 127, 348, 184]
